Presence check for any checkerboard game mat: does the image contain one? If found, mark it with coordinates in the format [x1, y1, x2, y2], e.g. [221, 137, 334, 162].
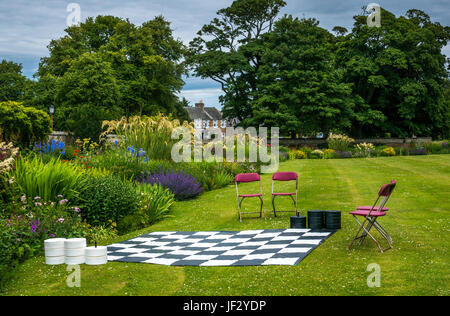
[107, 229, 335, 266]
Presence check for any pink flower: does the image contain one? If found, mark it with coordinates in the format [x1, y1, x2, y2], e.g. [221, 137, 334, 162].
[57, 217, 64, 223]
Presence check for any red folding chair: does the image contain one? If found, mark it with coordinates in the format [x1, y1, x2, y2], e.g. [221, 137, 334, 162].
[235, 173, 266, 222]
[271, 172, 299, 217]
[348, 180, 396, 253]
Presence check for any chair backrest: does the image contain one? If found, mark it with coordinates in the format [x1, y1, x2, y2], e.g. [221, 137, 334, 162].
[378, 180, 396, 197]
[235, 173, 260, 183]
[370, 180, 396, 213]
[272, 172, 298, 181]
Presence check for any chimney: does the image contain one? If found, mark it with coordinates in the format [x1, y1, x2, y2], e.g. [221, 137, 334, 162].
[195, 100, 205, 110]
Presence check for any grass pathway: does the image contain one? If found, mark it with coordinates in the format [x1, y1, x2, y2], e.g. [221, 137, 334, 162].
[1, 156, 449, 296]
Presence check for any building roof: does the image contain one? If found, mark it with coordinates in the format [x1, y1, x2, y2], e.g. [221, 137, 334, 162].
[185, 102, 223, 121]
[204, 107, 222, 120]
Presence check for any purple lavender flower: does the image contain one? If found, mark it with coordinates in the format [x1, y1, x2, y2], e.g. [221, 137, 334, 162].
[138, 169, 203, 200]
[49, 233, 55, 237]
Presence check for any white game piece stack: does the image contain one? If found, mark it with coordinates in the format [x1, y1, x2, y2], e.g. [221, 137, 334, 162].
[44, 238, 66, 265]
[85, 246, 108, 265]
[64, 238, 86, 265]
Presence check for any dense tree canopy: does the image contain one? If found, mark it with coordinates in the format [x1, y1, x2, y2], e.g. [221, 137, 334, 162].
[33, 15, 189, 139]
[0, 60, 27, 102]
[246, 16, 361, 136]
[337, 9, 450, 138]
[189, 1, 449, 139]
[188, 0, 286, 122]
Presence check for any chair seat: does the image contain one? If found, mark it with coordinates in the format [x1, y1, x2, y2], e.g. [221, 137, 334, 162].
[356, 206, 389, 211]
[239, 194, 262, 198]
[349, 210, 386, 217]
[272, 192, 295, 196]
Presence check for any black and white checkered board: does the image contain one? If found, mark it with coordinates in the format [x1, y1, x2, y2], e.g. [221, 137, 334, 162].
[107, 229, 335, 266]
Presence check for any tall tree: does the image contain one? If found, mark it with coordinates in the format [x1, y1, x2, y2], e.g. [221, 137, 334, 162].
[188, 0, 286, 122]
[55, 52, 122, 139]
[247, 16, 366, 136]
[0, 60, 27, 102]
[35, 15, 188, 138]
[337, 8, 450, 138]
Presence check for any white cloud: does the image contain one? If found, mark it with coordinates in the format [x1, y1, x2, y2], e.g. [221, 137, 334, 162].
[178, 88, 224, 109]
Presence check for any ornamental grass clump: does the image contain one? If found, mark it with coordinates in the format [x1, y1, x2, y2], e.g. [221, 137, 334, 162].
[327, 134, 355, 152]
[138, 169, 203, 200]
[101, 115, 194, 161]
[355, 142, 375, 157]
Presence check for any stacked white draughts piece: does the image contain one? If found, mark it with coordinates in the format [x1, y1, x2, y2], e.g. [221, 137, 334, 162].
[44, 238, 107, 265]
[44, 238, 66, 265]
[64, 238, 86, 264]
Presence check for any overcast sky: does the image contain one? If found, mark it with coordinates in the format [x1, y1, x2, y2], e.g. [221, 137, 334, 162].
[0, 0, 449, 109]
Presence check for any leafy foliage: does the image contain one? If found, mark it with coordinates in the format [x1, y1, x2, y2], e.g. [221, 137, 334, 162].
[0, 60, 27, 102]
[0, 101, 51, 147]
[336, 9, 450, 138]
[118, 183, 175, 233]
[188, 0, 286, 122]
[13, 155, 88, 202]
[33, 15, 189, 139]
[81, 175, 140, 227]
[248, 16, 359, 136]
[54, 52, 123, 140]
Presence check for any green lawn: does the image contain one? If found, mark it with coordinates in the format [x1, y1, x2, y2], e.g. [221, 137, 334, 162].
[1, 155, 449, 296]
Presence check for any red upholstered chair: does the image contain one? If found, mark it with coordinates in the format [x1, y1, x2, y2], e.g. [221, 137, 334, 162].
[235, 173, 266, 222]
[271, 172, 299, 217]
[348, 180, 396, 253]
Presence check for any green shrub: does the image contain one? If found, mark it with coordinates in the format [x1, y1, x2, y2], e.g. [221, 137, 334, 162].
[14, 155, 88, 202]
[424, 141, 450, 154]
[0, 101, 51, 147]
[118, 183, 175, 233]
[81, 175, 139, 227]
